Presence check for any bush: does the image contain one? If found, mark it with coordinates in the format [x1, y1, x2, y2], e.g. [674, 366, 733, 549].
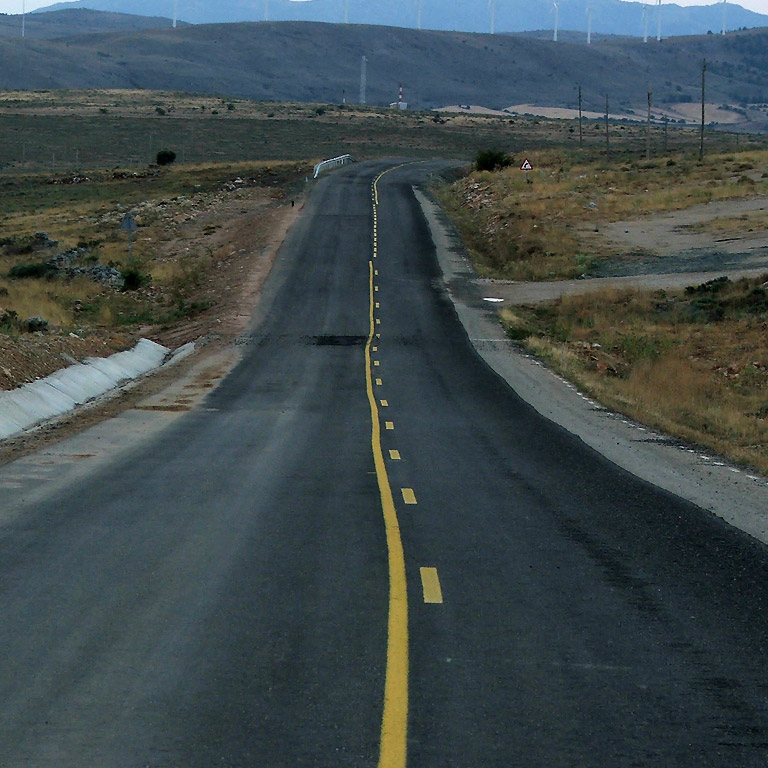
[475, 149, 513, 172]
[156, 149, 176, 166]
[8, 261, 57, 279]
[0, 309, 19, 331]
[120, 265, 151, 291]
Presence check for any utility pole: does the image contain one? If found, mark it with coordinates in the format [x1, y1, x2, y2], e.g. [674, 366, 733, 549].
[699, 59, 706, 161]
[359, 55, 368, 105]
[578, 85, 583, 149]
[646, 85, 653, 160]
[605, 95, 610, 154]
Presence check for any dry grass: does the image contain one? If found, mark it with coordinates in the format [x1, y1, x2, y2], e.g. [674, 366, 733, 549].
[505, 277, 768, 473]
[440, 148, 768, 280]
[0, 159, 308, 336]
[683, 209, 768, 236]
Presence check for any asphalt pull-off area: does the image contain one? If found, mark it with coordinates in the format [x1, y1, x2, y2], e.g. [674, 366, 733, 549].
[1, 161, 768, 767]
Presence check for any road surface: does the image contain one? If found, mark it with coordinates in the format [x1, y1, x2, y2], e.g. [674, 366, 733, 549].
[2, 160, 768, 767]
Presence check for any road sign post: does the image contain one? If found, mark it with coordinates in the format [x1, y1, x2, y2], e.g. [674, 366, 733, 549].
[520, 158, 533, 183]
[120, 213, 138, 258]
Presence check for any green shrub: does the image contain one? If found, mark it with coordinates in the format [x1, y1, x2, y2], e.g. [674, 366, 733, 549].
[156, 149, 176, 166]
[8, 261, 57, 279]
[120, 265, 151, 291]
[475, 149, 513, 172]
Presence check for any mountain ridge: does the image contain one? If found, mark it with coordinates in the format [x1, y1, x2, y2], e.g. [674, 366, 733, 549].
[0, 17, 767, 131]
[36, 0, 768, 38]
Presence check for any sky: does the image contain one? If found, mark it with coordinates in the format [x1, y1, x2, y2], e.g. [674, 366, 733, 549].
[3, 0, 768, 21]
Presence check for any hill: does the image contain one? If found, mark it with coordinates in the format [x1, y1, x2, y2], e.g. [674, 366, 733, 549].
[0, 20, 767, 130]
[0, 7, 179, 38]
[37, 0, 768, 38]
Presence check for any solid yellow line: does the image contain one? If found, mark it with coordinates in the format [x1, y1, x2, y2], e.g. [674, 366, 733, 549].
[420, 567, 444, 604]
[367, 256, 408, 768]
[401, 488, 417, 505]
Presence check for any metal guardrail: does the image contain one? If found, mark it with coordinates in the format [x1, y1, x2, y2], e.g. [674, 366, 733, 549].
[313, 154, 353, 179]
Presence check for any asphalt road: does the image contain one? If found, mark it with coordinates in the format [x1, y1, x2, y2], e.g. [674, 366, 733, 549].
[2, 160, 768, 767]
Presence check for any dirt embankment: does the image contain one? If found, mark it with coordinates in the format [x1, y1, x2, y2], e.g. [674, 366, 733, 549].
[0, 186, 304, 392]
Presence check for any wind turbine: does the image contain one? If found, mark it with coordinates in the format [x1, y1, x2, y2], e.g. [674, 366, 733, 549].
[417, 0, 423, 29]
[489, 0, 496, 34]
[642, 1, 649, 42]
[721, 0, 727, 34]
[586, 3, 593, 44]
[172, 0, 177, 28]
[21, 0, 25, 38]
[553, 1, 559, 41]
[265, 0, 269, 21]
[344, 0, 349, 23]
[656, 0, 662, 41]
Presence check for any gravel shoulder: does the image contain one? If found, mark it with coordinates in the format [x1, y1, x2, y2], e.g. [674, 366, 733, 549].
[415, 187, 768, 545]
[483, 195, 768, 303]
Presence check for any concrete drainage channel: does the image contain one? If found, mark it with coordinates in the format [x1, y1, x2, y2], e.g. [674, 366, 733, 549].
[0, 338, 197, 441]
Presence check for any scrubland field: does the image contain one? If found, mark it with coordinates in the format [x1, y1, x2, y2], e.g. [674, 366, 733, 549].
[2, 88, 766, 473]
[440, 147, 768, 473]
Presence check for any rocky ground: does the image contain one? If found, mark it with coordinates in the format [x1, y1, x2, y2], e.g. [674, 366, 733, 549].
[0, 184, 303, 391]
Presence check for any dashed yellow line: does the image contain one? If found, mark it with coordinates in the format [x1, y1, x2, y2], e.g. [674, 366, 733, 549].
[389, 450, 401, 460]
[370, 163, 413, 768]
[419, 567, 444, 604]
[401, 488, 417, 505]
[381, 399, 389, 407]
[376, 378, 383, 386]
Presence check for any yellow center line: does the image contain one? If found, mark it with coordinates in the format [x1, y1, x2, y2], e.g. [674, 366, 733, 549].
[381, 399, 389, 407]
[370, 164, 410, 768]
[376, 378, 383, 386]
[389, 449, 401, 460]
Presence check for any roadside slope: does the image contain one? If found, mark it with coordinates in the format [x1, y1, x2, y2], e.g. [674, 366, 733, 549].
[416, 187, 768, 545]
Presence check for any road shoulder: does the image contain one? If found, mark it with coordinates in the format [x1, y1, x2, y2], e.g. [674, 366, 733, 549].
[414, 187, 768, 546]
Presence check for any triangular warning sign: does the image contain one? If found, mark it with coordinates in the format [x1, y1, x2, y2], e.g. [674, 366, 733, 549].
[520, 158, 533, 171]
